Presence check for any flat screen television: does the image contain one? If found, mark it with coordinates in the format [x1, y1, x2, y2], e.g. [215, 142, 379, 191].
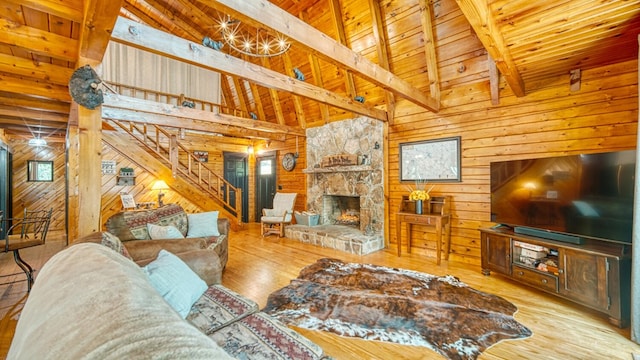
[490, 149, 636, 244]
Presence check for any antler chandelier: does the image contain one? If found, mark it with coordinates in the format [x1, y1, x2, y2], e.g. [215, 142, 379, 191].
[218, 17, 290, 57]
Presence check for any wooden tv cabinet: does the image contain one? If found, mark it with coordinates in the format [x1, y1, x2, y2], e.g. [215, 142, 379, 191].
[479, 228, 632, 328]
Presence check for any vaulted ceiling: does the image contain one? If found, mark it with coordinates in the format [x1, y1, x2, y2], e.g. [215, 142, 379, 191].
[0, 0, 639, 143]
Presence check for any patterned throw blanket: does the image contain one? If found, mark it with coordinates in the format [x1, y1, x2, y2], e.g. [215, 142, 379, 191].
[263, 258, 532, 360]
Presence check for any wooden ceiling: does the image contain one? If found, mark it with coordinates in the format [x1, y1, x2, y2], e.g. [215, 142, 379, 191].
[0, 0, 638, 142]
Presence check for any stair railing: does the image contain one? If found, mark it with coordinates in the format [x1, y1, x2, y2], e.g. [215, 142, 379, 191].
[105, 119, 242, 222]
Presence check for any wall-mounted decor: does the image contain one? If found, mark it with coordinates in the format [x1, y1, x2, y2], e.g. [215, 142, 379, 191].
[27, 160, 53, 182]
[102, 160, 116, 175]
[117, 167, 136, 186]
[194, 151, 208, 162]
[400, 136, 461, 182]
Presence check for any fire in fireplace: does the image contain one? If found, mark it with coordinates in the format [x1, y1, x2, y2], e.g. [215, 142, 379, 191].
[323, 195, 360, 228]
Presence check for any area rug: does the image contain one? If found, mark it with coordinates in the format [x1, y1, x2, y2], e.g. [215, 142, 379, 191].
[263, 258, 532, 360]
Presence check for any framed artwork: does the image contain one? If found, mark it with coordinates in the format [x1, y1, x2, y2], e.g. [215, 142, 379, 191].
[102, 160, 116, 175]
[120, 193, 136, 209]
[399, 136, 461, 182]
[27, 160, 53, 182]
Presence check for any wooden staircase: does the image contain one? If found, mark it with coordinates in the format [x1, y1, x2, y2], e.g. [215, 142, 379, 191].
[102, 120, 243, 228]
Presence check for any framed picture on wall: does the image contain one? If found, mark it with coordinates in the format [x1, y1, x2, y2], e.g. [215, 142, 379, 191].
[27, 160, 53, 182]
[399, 136, 461, 182]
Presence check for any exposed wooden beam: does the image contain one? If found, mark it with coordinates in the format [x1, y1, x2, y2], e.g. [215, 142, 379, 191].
[260, 57, 286, 126]
[455, 0, 525, 97]
[0, 19, 78, 62]
[0, 53, 74, 86]
[369, 0, 396, 122]
[123, 0, 197, 41]
[300, 10, 330, 124]
[0, 93, 70, 113]
[418, 0, 441, 105]
[488, 54, 500, 105]
[102, 93, 303, 138]
[282, 52, 306, 129]
[0, 105, 68, 123]
[211, 0, 439, 112]
[111, 16, 388, 121]
[79, 0, 123, 63]
[328, 0, 356, 99]
[4, 0, 84, 23]
[0, 74, 71, 102]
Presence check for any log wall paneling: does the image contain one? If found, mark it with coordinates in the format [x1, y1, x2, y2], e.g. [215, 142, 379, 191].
[9, 140, 66, 234]
[388, 59, 638, 265]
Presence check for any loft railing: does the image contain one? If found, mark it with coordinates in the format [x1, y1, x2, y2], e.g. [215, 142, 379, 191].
[105, 118, 242, 224]
[105, 81, 252, 119]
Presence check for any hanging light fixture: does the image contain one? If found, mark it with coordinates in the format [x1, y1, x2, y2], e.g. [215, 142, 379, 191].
[28, 137, 47, 147]
[217, 16, 290, 57]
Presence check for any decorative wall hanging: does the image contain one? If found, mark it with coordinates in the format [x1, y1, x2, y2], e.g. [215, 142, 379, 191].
[400, 136, 461, 182]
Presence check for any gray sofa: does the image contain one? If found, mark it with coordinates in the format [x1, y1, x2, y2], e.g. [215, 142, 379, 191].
[7, 243, 326, 359]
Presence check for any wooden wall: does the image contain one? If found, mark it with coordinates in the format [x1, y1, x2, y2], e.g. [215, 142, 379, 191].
[9, 139, 66, 233]
[388, 59, 638, 265]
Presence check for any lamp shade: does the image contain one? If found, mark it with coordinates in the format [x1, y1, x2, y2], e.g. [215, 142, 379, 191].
[151, 180, 169, 191]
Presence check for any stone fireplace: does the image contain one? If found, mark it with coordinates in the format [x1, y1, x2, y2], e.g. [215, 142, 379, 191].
[285, 117, 385, 255]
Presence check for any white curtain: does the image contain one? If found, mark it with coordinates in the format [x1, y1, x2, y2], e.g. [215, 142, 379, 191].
[101, 42, 220, 104]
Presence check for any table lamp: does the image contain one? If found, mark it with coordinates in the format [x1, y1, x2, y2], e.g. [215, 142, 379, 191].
[152, 180, 169, 207]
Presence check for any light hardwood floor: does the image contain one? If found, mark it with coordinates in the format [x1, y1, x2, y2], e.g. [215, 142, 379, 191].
[0, 224, 638, 359]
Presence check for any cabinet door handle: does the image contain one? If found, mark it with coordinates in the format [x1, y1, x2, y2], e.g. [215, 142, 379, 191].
[541, 279, 548, 284]
[517, 271, 524, 276]
[558, 269, 564, 274]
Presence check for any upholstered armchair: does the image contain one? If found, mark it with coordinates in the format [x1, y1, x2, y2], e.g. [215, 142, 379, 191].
[261, 193, 297, 237]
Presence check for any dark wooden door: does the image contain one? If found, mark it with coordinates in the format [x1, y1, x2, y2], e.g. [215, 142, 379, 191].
[223, 152, 248, 223]
[255, 152, 277, 220]
[0, 146, 11, 239]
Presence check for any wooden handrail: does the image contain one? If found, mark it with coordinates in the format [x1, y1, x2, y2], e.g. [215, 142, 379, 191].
[105, 81, 251, 119]
[105, 119, 242, 225]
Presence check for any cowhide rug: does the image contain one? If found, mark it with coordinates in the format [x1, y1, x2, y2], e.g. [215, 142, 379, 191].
[263, 258, 532, 360]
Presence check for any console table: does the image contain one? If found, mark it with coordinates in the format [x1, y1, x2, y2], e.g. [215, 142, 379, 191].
[397, 196, 452, 265]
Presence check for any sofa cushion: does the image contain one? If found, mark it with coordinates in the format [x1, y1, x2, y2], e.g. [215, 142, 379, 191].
[155, 204, 189, 237]
[208, 312, 325, 360]
[101, 232, 133, 260]
[7, 243, 233, 360]
[187, 211, 221, 237]
[143, 250, 208, 318]
[106, 210, 159, 241]
[147, 223, 184, 240]
[188, 285, 259, 334]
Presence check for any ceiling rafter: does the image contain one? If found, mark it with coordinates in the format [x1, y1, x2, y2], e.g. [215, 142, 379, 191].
[0, 19, 78, 62]
[455, 0, 525, 97]
[111, 16, 388, 121]
[418, 0, 441, 104]
[210, 0, 439, 112]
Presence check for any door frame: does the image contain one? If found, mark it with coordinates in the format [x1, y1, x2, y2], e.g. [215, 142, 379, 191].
[223, 151, 249, 223]
[255, 151, 277, 220]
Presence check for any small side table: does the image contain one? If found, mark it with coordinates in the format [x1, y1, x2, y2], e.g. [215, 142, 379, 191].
[397, 212, 451, 265]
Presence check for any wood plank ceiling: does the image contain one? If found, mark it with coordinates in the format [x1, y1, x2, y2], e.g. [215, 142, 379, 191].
[0, 0, 638, 142]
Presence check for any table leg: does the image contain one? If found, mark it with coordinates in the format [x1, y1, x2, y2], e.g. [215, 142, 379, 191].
[435, 219, 442, 265]
[397, 219, 402, 256]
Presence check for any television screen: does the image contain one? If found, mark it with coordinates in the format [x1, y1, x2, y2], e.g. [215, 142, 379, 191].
[490, 150, 636, 244]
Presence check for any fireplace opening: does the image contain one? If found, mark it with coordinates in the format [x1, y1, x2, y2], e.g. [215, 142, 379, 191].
[323, 195, 360, 228]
